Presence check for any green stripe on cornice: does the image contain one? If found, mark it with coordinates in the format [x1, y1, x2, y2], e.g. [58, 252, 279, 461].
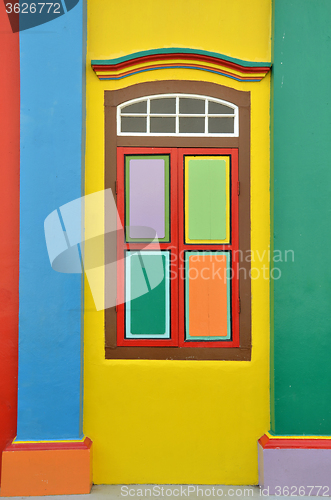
[91, 47, 271, 68]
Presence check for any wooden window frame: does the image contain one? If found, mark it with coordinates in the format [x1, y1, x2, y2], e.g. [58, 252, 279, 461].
[105, 80, 251, 361]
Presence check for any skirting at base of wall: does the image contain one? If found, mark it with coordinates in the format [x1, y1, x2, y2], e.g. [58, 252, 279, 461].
[258, 434, 331, 496]
[0, 437, 92, 496]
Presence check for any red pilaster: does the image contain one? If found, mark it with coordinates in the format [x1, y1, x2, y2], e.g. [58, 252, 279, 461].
[0, 0, 20, 484]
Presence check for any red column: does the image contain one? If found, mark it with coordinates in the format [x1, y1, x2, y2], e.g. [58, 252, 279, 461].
[0, 1, 20, 483]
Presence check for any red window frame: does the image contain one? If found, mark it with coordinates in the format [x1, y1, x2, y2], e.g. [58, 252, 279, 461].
[177, 148, 239, 348]
[116, 147, 179, 347]
[116, 147, 239, 348]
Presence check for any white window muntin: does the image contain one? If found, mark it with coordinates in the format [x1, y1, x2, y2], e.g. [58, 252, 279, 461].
[117, 94, 239, 137]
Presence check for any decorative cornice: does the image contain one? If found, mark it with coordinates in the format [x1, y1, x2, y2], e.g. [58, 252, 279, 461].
[91, 48, 271, 83]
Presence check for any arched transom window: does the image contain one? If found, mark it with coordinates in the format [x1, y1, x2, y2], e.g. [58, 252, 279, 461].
[117, 94, 239, 137]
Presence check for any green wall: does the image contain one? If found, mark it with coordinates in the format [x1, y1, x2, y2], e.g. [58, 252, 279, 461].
[271, 0, 331, 435]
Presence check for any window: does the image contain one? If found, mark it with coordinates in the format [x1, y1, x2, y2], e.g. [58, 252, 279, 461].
[116, 147, 239, 350]
[105, 81, 251, 360]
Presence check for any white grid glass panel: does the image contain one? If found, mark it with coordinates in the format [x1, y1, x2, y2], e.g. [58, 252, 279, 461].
[117, 94, 239, 137]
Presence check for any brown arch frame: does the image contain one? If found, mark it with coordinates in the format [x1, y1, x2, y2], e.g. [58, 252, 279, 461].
[104, 80, 251, 360]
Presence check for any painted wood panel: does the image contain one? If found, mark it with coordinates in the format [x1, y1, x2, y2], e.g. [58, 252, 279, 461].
[185, 156, 230, 244]
[125, 155, 169, 242]
[125, 251, 170, 338]
[185, 252, 231, 340]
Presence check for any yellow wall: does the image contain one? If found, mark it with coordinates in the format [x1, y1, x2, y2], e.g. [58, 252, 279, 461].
[84, 0, 271, 484]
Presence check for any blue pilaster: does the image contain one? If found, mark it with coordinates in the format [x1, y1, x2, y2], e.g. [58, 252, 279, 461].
[17, 0, 86, 441]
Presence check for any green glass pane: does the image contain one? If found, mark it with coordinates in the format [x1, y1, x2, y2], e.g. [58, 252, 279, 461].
[150, 98, 176, 114]
[179, 117, 205, 133]
[121, 116, 146, 133]
[179, 98, 205, 114]
[208, 117, 234, 133]
[208, 101, 234, 114]
[150, 117, 176, 133]
[121, 101, 147, 114]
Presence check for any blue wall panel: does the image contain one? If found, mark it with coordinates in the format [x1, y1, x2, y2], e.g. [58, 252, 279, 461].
[17, 2, 85, 441]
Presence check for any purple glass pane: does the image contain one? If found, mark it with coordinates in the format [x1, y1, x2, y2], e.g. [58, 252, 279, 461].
[129, 159, 165, 239]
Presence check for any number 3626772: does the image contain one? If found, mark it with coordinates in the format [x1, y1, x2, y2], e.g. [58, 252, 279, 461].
[6, 3, 61, 14]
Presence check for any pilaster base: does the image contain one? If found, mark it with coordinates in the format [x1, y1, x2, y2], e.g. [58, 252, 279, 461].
[0, 437, 92, 496]
[258, 433, 331, 496]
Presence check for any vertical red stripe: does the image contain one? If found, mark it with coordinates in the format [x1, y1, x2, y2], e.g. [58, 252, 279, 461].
[0, 1, 19, 483]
